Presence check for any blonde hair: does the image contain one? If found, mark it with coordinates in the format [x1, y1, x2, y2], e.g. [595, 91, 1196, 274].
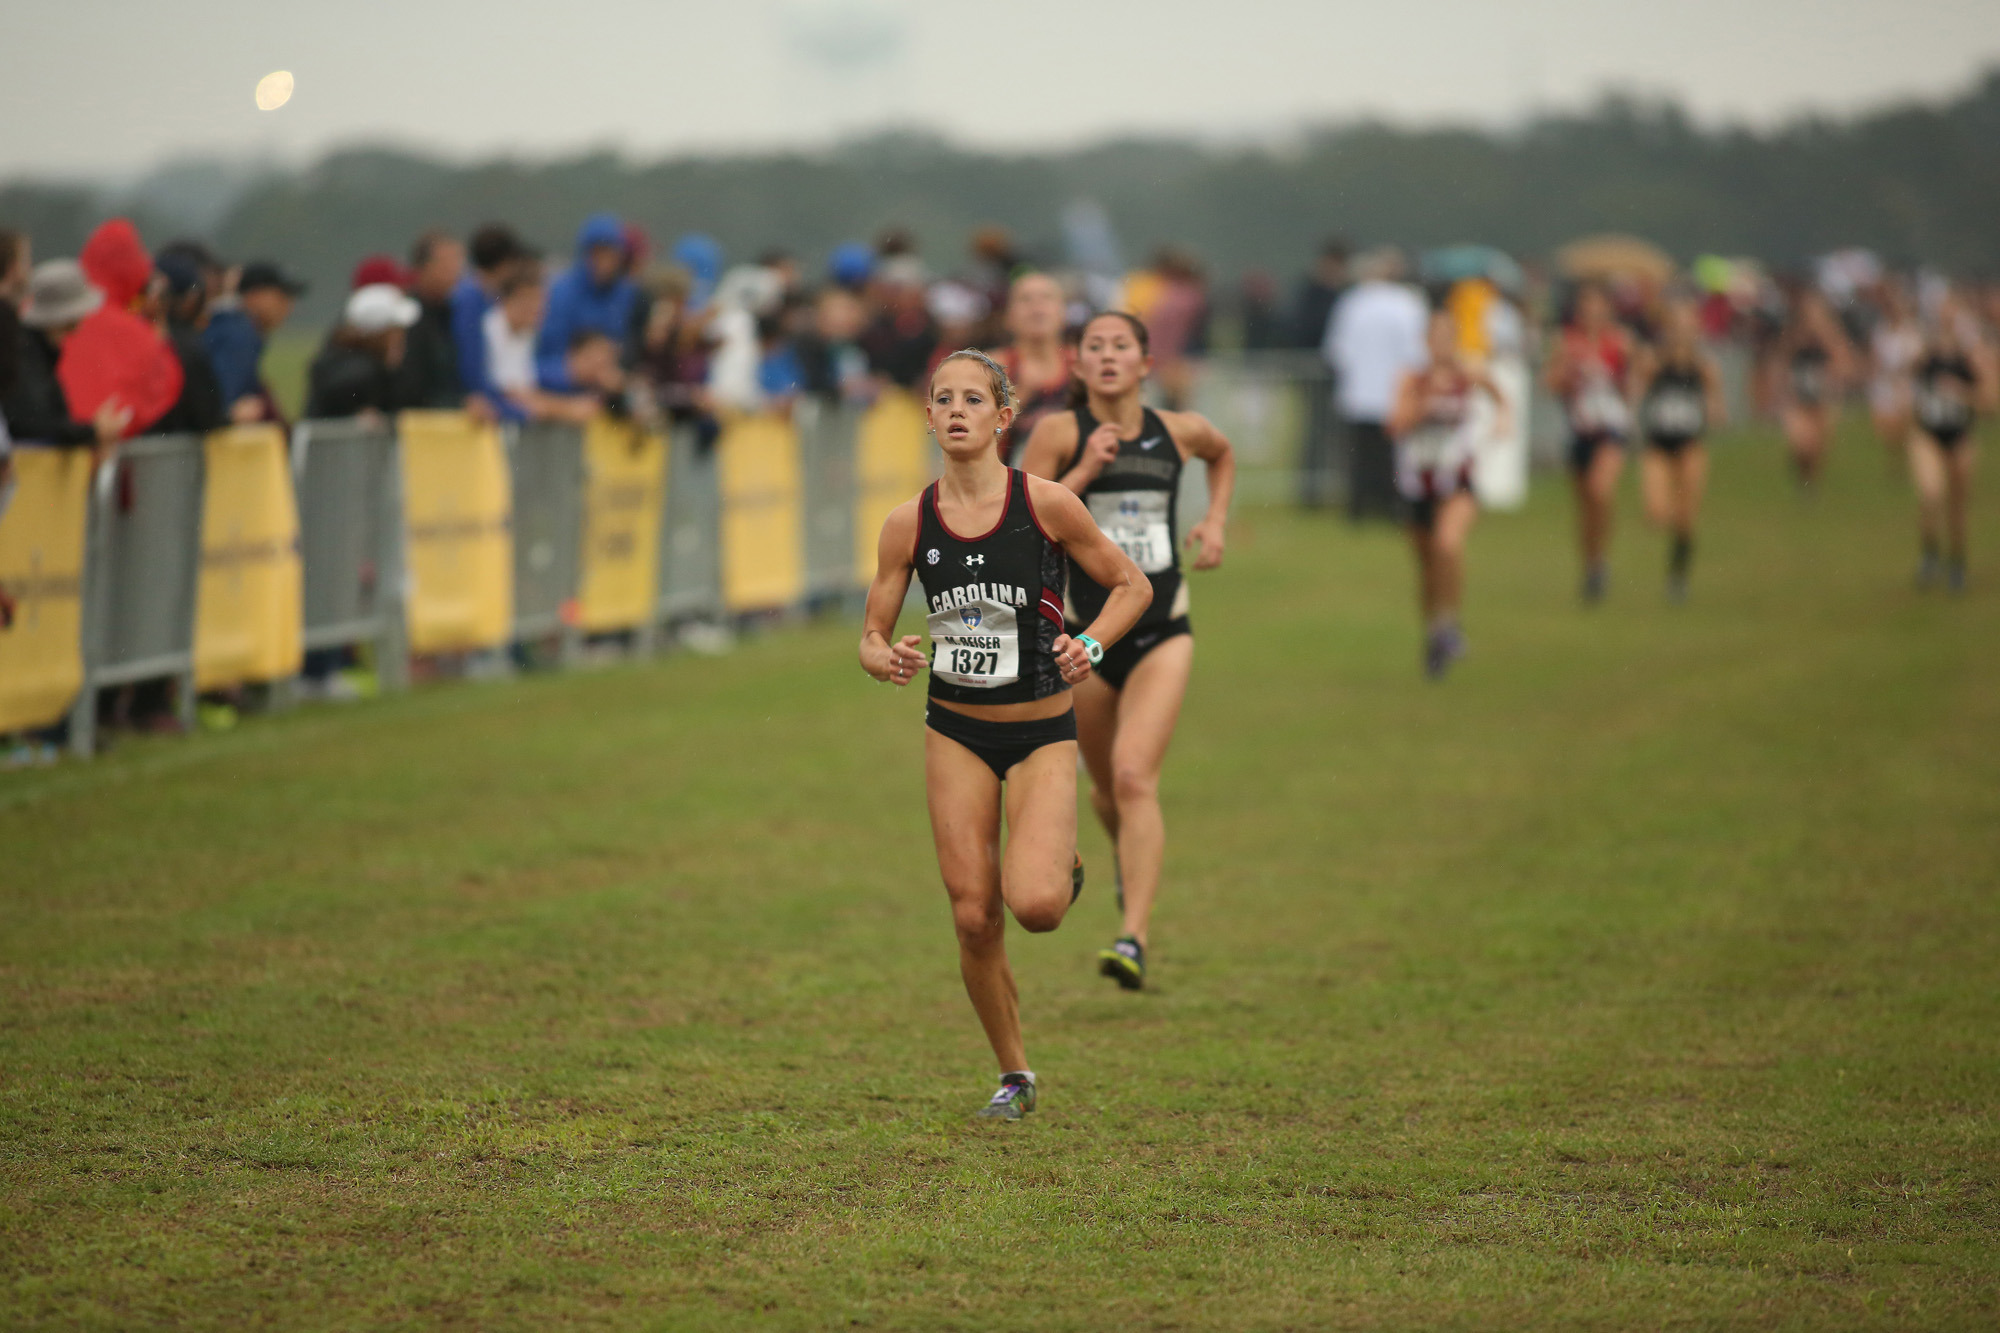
[929, 347, 1014, 410]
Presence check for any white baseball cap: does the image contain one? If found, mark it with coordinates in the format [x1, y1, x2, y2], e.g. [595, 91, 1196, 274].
[344, 282, 421, 334]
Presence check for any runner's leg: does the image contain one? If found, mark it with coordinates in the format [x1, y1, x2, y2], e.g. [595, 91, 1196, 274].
[1909, 433, 1947, 556]
[1106, 635, 1193, 947]
[1944, 442, 1976, 569]
[925, 729, 1023, 1073]
[1431, 493, 1478, 619]
[1001, 738, 1080, 935]
[1072, 674, 1121, 845]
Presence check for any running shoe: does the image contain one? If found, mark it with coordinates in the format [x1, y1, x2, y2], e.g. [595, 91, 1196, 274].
[1423, 628, 1451, 680]
[1581, 564, 1608, 605]
[1441, 623, 1467, 664]
[1947, 561, 1967, 595]
[1916, 553, 1941, 590]
[975, 1073, 1036, 1120]
[1071, 853, 1085, 904]
[1099, 935, 1146, 990]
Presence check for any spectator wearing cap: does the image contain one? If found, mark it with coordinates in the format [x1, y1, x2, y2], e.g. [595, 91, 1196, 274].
[152, 251, 226, 435]
[395, 229, 468, 411]
[1, 260, 131, 451]
[305, 284, 419, 421]
[534, 213, 639, 392]
[203, 259, 305, 425]
[450, 223, 527, 421]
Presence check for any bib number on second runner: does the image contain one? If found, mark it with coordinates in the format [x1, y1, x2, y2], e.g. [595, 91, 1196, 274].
[1089, 490, 1174, 573]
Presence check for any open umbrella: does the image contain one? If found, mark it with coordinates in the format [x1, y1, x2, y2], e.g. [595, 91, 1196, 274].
[1556, 234, 1675, 284]
[1420, 244, 1524, 293]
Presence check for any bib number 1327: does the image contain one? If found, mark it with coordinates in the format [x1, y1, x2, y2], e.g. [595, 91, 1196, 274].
[946, 646, 999, 676]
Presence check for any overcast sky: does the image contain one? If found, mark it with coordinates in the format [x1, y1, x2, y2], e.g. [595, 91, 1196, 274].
[7, 0, 1999, 178]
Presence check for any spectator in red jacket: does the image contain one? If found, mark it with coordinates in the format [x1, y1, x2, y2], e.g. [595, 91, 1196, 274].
[61, 219, 182, 436]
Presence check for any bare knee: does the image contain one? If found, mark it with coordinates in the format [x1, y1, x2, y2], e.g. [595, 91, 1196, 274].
[1011, 896, 1065, 934]
[1112, 763, 1158, 808]
[949, 892, 1003, 949]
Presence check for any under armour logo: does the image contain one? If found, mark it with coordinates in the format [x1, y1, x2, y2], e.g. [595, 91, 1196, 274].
[964, 554, 986, 567]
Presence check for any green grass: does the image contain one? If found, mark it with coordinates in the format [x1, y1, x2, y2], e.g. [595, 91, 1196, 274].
[4, 421, 1997, 1330]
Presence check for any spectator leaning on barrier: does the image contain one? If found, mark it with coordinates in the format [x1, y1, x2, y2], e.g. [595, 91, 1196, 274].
[305, 283, 420, 423]
[152, 251, 226, 435]
[396, 229, 467, 411]
[65, 219, 182, 437]
[1326, 246, 1428, 522]
[204, 260, 305, 425]
[451, 223, 528, 421]
[3, 261, 131, 451]
[535, 213, 639, 392]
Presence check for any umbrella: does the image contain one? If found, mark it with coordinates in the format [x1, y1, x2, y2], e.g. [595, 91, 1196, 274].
[1556, 234, 1676, 284]
[1420, 245, 1524, 293]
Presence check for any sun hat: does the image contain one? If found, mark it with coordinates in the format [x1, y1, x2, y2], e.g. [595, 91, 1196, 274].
[21, 260, 105, 329]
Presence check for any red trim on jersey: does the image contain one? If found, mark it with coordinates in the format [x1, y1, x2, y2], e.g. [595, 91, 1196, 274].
[911, 486, 930, 567]
[1038, 590, 1065, 626]
[931, 472, 1013, 543]
[1020, 468, 1056, 543]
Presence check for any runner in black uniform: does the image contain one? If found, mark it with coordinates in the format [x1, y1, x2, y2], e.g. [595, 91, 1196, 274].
[1776, 287, 1857, 493]
[1629, 298, 1727, 603]
[1018, 312, 1235, 991]
[859, 349, 1149, 1120]
[1904, 294, 1997, 592]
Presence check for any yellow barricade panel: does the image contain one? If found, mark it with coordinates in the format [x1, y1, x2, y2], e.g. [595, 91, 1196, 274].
[0, 449, 93, 733]
[718, 413, 804, 613]
[577, 420, 667, 632]
[400, 411, 513, 653]
[195, 425, 304, 690]
[854, 388, 933, 581]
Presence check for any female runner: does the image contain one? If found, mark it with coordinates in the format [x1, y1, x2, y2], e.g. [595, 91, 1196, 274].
[1017, 312, 1235, 991]
[1905, 293, 1997, 592]
[1775, 287, 1858, 491]
[859, 350, 1150, 1120]
[1387, 310, 1508, 677]
[989, 271, 1076, 466]
[1867, 279, 1923, 459]
[1542, 282, 1633, 603]
[1628, 298, 1727, 603]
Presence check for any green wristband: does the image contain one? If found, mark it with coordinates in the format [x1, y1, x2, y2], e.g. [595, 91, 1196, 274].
[1075, 634, 1104, 665]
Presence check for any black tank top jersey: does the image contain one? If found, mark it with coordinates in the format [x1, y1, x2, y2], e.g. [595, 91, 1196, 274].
[1914, 353, 1977, 441]
[914, 468, 1069, 707]
[1064, 405, 1186, 631]
[1790, 344, 1830, 405]
[1641, 361, 1708, 445]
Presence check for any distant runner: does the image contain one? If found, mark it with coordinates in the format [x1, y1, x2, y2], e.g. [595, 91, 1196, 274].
[1543, 282, 1633, 603]
[1629, 298, 1727, 603]
[1905, 295, 1996, 592]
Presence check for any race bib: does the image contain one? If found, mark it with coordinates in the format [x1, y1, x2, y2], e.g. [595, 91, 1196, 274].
[1089, 490, 1174, 574]
[1916, 381, 1971, 434]
[928, 599, 1020, 688]
[1645, 387, 1705, 438]
[1572, 373, 1630, 434]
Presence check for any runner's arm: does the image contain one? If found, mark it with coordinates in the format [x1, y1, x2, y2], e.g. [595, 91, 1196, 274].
[858, 500, 926, 686]
[1469, 368, 1514, 444]
[1027, 476, 1151, 656]
[1015, 412, 1079, 483]
[1164, 410, 1236, 571]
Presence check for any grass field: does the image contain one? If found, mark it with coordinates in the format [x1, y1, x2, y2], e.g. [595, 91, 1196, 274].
[4, 423, 1997, 1330]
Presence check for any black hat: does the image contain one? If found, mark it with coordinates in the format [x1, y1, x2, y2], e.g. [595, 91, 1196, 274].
[239, 260, 307, 296]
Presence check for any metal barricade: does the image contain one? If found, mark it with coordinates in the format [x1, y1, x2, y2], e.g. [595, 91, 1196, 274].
[290, 419, 407, 691]
[69, 434, 205, 755]
[657, 425, 723, 625]
[507, 421, 584, 653]
[1189, 352, 1337, 508]
[797, 399, 860, 604]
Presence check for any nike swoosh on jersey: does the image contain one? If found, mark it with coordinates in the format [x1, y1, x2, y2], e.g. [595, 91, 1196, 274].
[1137, 436, 1163, 450]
